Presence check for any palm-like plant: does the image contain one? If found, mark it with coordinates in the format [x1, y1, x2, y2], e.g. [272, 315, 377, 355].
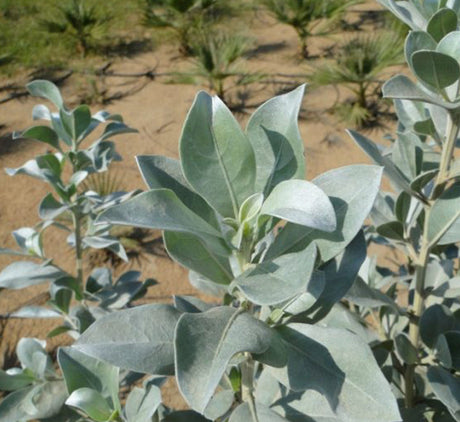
[262, 0, 363, 58]
[190, 31, 254, 103]
[144, 0, 225, 55]
[309, 32, 403, 127]
[41, 0, 111, 57]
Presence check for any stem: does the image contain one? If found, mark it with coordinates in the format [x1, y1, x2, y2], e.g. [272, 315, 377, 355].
[435, 111, 459, 189]
[241, 354, 259, 422]
[72, 209, 84, 289]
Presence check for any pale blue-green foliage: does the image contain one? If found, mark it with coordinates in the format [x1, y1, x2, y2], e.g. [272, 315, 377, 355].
[73, 86, 402, 422]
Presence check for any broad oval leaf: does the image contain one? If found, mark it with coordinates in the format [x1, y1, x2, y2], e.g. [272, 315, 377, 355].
[22, 126, 59, 150]
[233, 242, 317, 305]
[246, 85, 305, 193]
[412, 50, 460, 91]
[260, 179, 336, 232]
[438, 31, 460, 63]
[269, 324, 401, 422]
[266, 165, 382, 262]
[74, 304, 181, 375]
[426, 8, 457, 42]
[180, 91, 256, 218]
[175, 306, 273, 412]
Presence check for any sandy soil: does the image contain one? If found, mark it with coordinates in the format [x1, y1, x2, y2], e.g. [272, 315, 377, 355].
[0, 1, 399, 409]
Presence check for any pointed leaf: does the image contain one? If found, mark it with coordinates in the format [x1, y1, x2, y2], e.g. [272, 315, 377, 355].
[175, 307, 273, 412]
[269, 324, 401, 422]
[180, 92, 256, 218]
[246, 85, 305, 193]
[0, 262, 63, 289]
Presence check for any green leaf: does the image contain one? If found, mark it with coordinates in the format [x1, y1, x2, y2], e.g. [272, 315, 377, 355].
[266, 165, 382, 262]
[58, 347, 119, 408]
[125, 384, 162, 422]
[395, 333, 418, 364]
[98, 121, 137, 142]
[260, 179, 336, 231]
[427, 366, 460, 421]
[427, 182, 460, 245]
[74, 304, 181, 375]
[66, 388, 113, 422]
[179, 91, 256, 218]
[0, 369, 34, 391]
[444, 332, 460, 370]
[136, 155, 218, 226]
[233, 242, 317, 305]
[246, 85, 305, 193]
[39, 193, 68, 220]
[229, 402, 288, 422]
[72, 105, 92, 141]
[420, 304, 459, 348]
[412, 50, 460, 91]
[0, 262, 63, 289]
[164, 231, 233, 285]
[269, 324, 401, 422]
[427, 8, 457, 42]
[405, 31, 437, 69]
[27, 80, 64, 108]
[21, 126, 59, 150]
[308, 231, 366, 321]
[97, 189, 223, 240]
[345, 276, 399, 311]
[377, 221, 405, 241]
[175, 306, 273, 412]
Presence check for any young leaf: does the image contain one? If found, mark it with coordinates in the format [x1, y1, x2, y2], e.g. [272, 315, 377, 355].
[26, 80, 64, 109]
[269, 324, 401, 422]
[260, 179, 336, 231]
[175, 306, 273, 412]
[246, 85, 306, 193]
[179, 92, 256, 218]
[233, 242, 317, 305]
[74, 304, 182, 375]
[66, 388, 113, 422]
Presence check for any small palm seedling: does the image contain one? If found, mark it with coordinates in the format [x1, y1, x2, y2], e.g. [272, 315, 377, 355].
[143, 0, 226, 55]
[309, 33, 403, 127]
[189, 31, 256, 104]
[262, 0, 362, 58]
[40, 0, 111, 57]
